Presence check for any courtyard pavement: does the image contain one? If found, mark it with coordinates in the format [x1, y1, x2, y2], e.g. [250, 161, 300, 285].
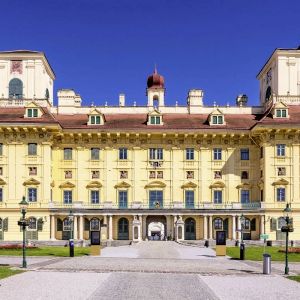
[0, 241, 300, 299]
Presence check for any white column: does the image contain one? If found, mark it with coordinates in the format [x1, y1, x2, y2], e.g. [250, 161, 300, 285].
[173, 215, 177, 239]
[208, 215, 213, 239]
[79, 215, 83, 240]
[73, 216, 78, 240]
[138, 215, 142, 241]
[203, 215, 207, 240]
[50, 215, 55, 240]
[260, 215, 265, 235]
[232, 215, 236, 240]
[237, 216, 241, 240]
[108, 215, 113, 240]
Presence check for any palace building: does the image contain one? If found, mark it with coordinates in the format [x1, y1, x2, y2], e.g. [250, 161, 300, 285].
[0, 48, 300, 244]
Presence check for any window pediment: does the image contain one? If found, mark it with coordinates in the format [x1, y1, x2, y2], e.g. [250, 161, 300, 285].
[86, 181, 102, 189]
[114, 181, 131, 189]
[145, 180, 166, 188]
[272, 178, 289, 186]
[23, 178, 40, 186]
[181, 181, 197, 189]
[236, 182, 252, 189]
[209, 181, 225, 189]
[147, 109, 163, 125]
[0, 178, 7, 185]
[272, 102, 289, 119]
[59, 181, 75, 188]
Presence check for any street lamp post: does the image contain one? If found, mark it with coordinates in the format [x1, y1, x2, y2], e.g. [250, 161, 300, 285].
[69, 211, 74, 257]
[240, 214, 246, 260]
[281, 204, 293, 275]
[17, 196, 29, 268]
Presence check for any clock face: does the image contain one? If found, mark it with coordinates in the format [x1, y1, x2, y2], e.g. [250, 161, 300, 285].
[10, 60, 23, 74]
[266, 69, 272, 85]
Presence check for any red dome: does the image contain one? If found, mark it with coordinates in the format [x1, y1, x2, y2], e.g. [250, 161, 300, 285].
[147, 68, 164, 88]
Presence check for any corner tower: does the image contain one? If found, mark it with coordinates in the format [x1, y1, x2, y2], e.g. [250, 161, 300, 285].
[146, 67, 165, 107]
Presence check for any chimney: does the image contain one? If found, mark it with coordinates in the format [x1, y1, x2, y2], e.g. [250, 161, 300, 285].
[119, 93, 125, 107]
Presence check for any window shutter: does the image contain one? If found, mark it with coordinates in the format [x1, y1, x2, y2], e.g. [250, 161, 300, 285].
[270, 218, 277, 231]
[3, 218, 8, 231]
[57, 219, 63, 231]
[37, 218, 44, 231]
[84, 218, 90, 231]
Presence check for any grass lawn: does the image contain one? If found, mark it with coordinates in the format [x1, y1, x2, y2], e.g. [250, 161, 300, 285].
[287, 275, 300, 283]
[226, 246, 300, 262]
[0, 246, 90, 257]
[0, 266, 24, 280]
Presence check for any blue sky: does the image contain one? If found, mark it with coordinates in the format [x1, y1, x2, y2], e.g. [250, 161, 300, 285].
[1, 0, 300, 107]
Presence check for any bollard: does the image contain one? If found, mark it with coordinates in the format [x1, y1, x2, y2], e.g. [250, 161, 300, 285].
[240, 242, 245, 260]
[69, 239, 74, 257]
[263, 254, 271, 274]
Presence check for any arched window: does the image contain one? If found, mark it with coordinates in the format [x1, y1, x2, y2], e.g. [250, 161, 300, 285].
[118, 218, 129, 240]
[63, 218, 72, 231]
[278, 217, 286, 230]
[90, 218, 100, 231]
[265, 86, 272, 101]
[185, 218, 196, 240]
[214, 218, 223, 230]
[9, 78, 23, 99]
[28, 217, 37, 230]
[153, 95, 159, 108]
[45, 88, 50, 100]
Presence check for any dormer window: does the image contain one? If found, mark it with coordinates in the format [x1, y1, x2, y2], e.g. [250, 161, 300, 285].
[209, 108, 225, 125]
[90, 115, 101, 124]
[272, 102, 289, 119]
[88, 108, 104, 125]
[27, 108, 38, 118]
[24, 102, 43, 118]
[212, 115, 223, 125]
[275, 109, 287, 118]
[147, 108, 163, 126]
[150, 116, 161, 125]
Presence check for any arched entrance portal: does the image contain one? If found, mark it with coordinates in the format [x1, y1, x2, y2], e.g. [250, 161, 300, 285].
[146, 216, 167, 241]
[185, 218, 196, 240]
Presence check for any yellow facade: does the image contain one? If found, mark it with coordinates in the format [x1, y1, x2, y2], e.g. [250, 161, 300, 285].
[1, 48, 300, 244]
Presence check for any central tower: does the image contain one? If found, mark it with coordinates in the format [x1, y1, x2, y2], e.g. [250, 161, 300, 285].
[146, 67, 165, 107]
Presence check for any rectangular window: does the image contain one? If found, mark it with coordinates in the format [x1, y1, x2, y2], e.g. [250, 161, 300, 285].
[28, 188, 37, 202]
[240, 148, 249, 160]
[213, 190, 222, 204]
[91, 190, 99, 204]
[119, 191, 128, 208]
[28, 143, 37, 156]
[186, 148, 194, 160]
[64, 190, 72, 204]
[91, 148, 100, 160]
[149, 190, 163, 208]
[276, 109, 287, 118]
[64, 170, 72, 179]
[120, 170, 128, 179]
[149, 148, 163, 160]
[214, 171, 222, 179]
[0, 167, 2, 176]
[277, 144, 286, 157]
[277, 188, 285, 202]
[119, 148, 128, 160]
[92, 170, 100, 179]
[27, 108, 38, 118]
[29, 167, 37, 176]
[91, 115, 101, 124]
[157, 171, 163, 179]
[260, 147, 263, 158]
[0, 188, 3, 202]
[277, 167, 286, 176]
[149, 171, 156, 179]
[241, 171, 248, 179]
[64, 148, 72, 160]
[185, 190, 194, 208]
[241, 190, 250, 203]
[186, 171, 194, 179]
[150, 116, 161, 125]
[212, 115, 223, 124]
[213, 148, 222, 160]
[0, 143, 2, 156]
